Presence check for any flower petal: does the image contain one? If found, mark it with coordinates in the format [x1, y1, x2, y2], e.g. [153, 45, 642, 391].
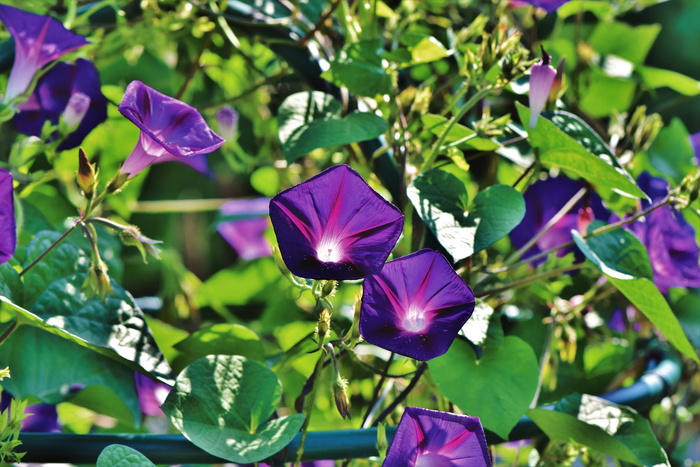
[0, 169, 16, 265]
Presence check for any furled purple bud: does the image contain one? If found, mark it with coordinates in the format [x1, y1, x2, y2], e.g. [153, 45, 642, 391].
[61, 92, 90, 130]
[0, 5, 89, 103]
[269, 164, 404, 281]
[216, 105, 239, 141]
[383, 407, 492, 466]
[0, 169, 16, 265]
[529, 50, 557, 128]
[360, 249, 475, 361]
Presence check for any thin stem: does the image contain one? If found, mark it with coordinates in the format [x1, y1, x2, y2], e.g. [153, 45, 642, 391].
[132, 198, 235, 213]
[295, 345, 328, 466]
[0, 320, 19, 347]
[371, 362, 428, 427]
[475, 264, 584, 298]
[360, 352, 395, 428]
[421, 85, 494, 172]
[530, 319, 553, 409]
[19, 220, 80, 277]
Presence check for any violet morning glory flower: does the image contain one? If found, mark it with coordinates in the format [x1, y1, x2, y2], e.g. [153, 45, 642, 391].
[134, 371, 171, 417]
[0, 4, 89, 103]
[511, 0, 571, 13]
[623, 172, 700, 293]
[0, 392, 60, 433]
[690, 132, 700, 161]
[360, 249, 475, 361]
[0, 168, 15, 265]
[509, 176, 607, 265]
[269, 164, 404, 280]
[217, 198, 273, 260]
[384, 407, 491, 467]
[118, 81, 225, 178]
[529, 52, 557, 128]
[216, 105, 239, 141]
[13, 59, 108, 151]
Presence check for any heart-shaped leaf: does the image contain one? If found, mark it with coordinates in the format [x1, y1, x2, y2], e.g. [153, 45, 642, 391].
[97, 444, 156, 467]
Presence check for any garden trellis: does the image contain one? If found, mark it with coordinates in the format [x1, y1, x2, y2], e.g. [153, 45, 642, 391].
[0, 0, 698, 466]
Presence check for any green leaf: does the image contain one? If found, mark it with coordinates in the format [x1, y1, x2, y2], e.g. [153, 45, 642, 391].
[408, 170, 524, 261]
[0, 264, 23, 306]
[606, 276, 698, 362]
[571, 221, 652, 280]
[0, 326, 140, 424]
[321, 39, 395, 96]
[429, 337, 539, 439]
[97, 444, 156, 467]
[277, 91, 388, 162]
[173, 323, 265, 369]
[250, 166, 281, 197]
[528, 394, 670, 466]
[516, 102, 644, 202]
[579, 71, 636, 118]
[196, 258, 280, 308]
[162, 355, 305, 464]
[397, 33, 449, 64]
[644, 118, 696, 182]
[556, 1, 614, 20]
[460, 299, 495, 347]
[639, 66, 700, 96]
[421, 114, 501, 151]
[588, 22, 661, 66]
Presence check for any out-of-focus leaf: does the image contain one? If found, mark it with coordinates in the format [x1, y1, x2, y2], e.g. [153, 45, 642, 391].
[643, 118, 696, 181]
[173, 323, 265, 369]
[588, 22, 661, 65]
[196, 258, 280, 307]
[97, 444, 156, 467]
[162, 355, 305, 464]
[528, 394, 670, 466]
[0, 264, 23, 306]
[639, 66, 700, 96]
[430, 337, 539, 439]
[277, 91, 387, 162]
[460, 299, 495, 347]
[579, 71, 636, 118]
[394, 34, 450, 65]
[321, 40, 395, 96]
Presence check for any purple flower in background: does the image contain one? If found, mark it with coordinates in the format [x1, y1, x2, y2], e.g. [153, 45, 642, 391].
[624, 172, 700, 293]
[383, 407, 491, 466]
[118, 81, 224, 178]
[216, 105, 239, 141]
[0, 4, 89, 103]
[509, 176, 607, 265]
[0, 168, 15, 265]
[269, 164, 404, 280]
[511, 0, 570, 13]
[690, 132, 700, 160]
[360, 249, 475, 361]
[134, 371, 171, 417]
[217, 198, 273, 260]
[529, 52, 557, 128]
[0, 392, 60, 432]
[13, 59, 108, 150]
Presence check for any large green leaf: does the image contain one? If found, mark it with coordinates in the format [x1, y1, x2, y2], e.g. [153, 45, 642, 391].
[517, 102, 644, 202]
[429, 337, 539, 438]
[0, 264, 22, 306]
[408, 170, 524, 262]
[588, 22, 660, 66]
[277, 91, 388, 162]
[97, 444, 156, 467]
[528, 394, 669, 466]
[321, 40, 395, 96]
[0, 326, 140, 424]
[162, 355, 305, 464]
[644, 118, 696, 182]
[571, 221, 652, 280]
[173, 323, 265, 369]
[196, 258, 281, 308]
[639, 66, 700, 96]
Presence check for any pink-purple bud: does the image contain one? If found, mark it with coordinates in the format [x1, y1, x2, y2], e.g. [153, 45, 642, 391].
[528, 52, 557, 128]
[216, 105, 238, 141]
[61, 92, 90, 129]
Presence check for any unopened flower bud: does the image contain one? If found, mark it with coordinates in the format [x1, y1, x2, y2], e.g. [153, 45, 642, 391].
[119, 225, 162, 263]
[61, 92, 90, 130]
[83, 260, 113, 301]
[216, 105, 238, 141]
[529, 48, 557, 128]
[106, 171, 130, 194]
[316, 308, 332, 342]
[321, 280, 336, 298]
[76, 148, 97, 199]
[332, 375, 351, 419]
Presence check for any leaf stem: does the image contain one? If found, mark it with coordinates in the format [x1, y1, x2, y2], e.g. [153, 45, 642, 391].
[474, 264, 584, 298]
[18, 220, 81, 277]
[371, 361, 428, 427]
[360, 352, 394, 428]
[295, 344, 329, 466]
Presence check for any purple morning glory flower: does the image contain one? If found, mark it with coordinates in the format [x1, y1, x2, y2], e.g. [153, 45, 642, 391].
[509, 176, 608, 265]
[0, 168, 15, 265]
[217, 198, 273, 260]
[0, 4, 89, 103]
[623, 172, 700, 293]
[511, 0, 571, 13]
[134, 371, 171, 417]
[0, 392, 60, 433]
[383, 407, 491, 467]
[690, 132, 700, 161]
[359, 249, 475, 361]
[13, 59, 108, 151]
[118, 81, 225, 178]
[269, 164, 404, 280]
[529, 52, 557, 128]
[216, 105, 239, 141]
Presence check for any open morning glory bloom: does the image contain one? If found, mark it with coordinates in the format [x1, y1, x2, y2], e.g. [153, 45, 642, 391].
[217, 198, 273, 260]
[509, 176, 607, 265]
[623, 172, 700, 293]
[0, 4, 89, 103]
[383, 407, 491, 467]
[134, 371, 171, 417]
[528, 52, 557, 128]
[359, 249, 475, 361]
[269, 164, 404, 280]
[0, 168, 15, 265]
[0, 392, 60, 433]
[511, 0, 570, 13]
[13, 59, 108, 151]
[118, 81, 224, 178]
